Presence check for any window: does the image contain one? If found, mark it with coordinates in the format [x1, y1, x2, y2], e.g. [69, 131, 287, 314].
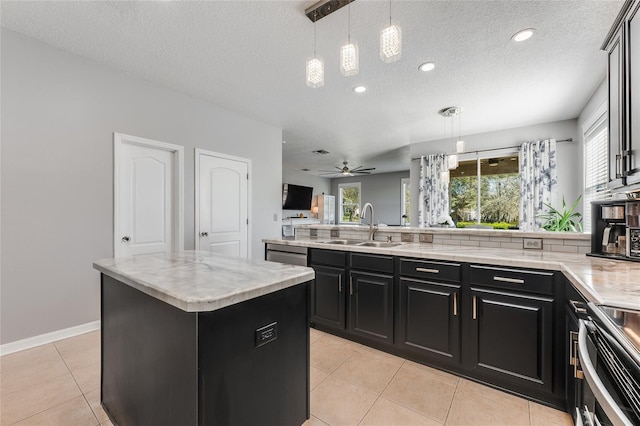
[338, 182, 361, 223]
[449, 152, 520, 229]
[583, 114, 610, 233]
[401, 178, 410, 225]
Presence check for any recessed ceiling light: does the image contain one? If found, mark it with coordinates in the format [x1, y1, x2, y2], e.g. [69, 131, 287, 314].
[418, 62, 435, 72]
[353, 86, 367, 93]
[512, 28, 535, 42]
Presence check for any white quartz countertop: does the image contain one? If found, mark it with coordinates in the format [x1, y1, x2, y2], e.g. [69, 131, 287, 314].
[93, 251, 315, 312]
[264, 238, 640, 311]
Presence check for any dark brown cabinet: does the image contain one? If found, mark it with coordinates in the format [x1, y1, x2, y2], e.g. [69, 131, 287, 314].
[605, 0, 640, 188]
[397, 259, 461, 366]
[309, 249, 347, 330]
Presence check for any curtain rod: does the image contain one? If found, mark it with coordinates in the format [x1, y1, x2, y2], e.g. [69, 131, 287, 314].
[410, 138, 573, 161]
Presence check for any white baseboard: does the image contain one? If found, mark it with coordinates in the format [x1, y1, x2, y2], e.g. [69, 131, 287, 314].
[0, 320, 101, 356]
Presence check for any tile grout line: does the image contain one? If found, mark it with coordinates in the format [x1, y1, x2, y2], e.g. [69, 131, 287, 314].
[52, 341, 101, 426]
[442, 379, 462, 426]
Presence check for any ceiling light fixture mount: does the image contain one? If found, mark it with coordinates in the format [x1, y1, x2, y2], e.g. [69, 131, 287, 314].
[305, 0, 354, 22]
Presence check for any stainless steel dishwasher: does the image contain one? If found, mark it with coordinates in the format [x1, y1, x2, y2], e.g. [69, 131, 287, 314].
[265, 243, 308, 266]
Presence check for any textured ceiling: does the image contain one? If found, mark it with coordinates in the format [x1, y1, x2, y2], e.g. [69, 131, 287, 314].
[1, 0, 623, 175]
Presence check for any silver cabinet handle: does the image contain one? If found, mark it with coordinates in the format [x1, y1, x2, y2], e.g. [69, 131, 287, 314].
[453, 292, 458, 316]
[569, 299, 587, 314]
[416, 267, 439, 274]
[121, 236, 130, 243]
[338, 275, 342, 292]
[493, 276, 524, 284]
[200, 231, 209, 237]
[472, 295, 477, 320]
[578, 321, 633, 426]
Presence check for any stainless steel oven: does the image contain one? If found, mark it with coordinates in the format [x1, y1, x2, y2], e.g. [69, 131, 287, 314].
[576, 303, 640, 425]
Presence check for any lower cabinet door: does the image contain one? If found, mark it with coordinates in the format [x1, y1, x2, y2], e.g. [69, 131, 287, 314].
[397, 278, 461, 364]
[468, 287, 554, 394]
[311, 265, 346, 330]
[349, 271, 393, 344]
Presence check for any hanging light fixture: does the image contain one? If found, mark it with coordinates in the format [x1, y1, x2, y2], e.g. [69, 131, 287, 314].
[340, 2, 359, 76]
[380, 0, 401, 63]
[456, 110, 465, 153]
[306, 11, 324, 88]
[439, 106, 463, 170]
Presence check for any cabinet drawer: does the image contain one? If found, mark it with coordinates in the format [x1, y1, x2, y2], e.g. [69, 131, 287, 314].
[470, 265, 554, 295]
[350, 253, 393, 274]
[399, 259, 461, 282]
[309, 249, 346, 267]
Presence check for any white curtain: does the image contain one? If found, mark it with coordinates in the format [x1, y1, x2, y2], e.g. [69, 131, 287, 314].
[418, 154, 450, 227]
[519, 139, 557, 231]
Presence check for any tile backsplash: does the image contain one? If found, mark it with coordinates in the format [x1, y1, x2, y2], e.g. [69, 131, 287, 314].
[295, 227, 590, 254]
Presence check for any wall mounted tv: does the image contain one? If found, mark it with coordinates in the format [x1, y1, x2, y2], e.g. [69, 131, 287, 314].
[282, 184, 313, 210]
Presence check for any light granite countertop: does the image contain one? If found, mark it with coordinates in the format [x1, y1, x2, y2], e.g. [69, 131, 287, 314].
[93, 251, 315, 312]
[264, 238, 640, 311]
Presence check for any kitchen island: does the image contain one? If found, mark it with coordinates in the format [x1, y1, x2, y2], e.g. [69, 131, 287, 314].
[93, 251, 315, 426]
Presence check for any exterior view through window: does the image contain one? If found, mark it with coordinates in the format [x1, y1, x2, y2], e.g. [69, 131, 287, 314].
[449, 156, 520, 229]
[339, 183, 361, 223]
[401, 178, 410, 225]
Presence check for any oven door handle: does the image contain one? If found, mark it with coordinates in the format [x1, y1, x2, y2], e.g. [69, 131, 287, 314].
[578, 320, 634, 426]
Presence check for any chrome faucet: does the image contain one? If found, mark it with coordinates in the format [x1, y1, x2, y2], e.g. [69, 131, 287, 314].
[361, 203, 377, 241]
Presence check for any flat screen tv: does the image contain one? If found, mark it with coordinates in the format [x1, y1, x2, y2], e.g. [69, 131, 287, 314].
[282, 184, 313, 210]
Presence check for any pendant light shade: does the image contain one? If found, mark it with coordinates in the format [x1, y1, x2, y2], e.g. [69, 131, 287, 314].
[380, 24, 402, 63]
[340, 3, 359, 76]
[448, 154, 459, 170]
[306, 11, 324, 88]
[306, 58, 324, 88]
[340, 43, 359, 76]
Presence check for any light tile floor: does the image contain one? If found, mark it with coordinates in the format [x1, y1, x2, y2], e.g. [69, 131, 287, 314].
[0, 329, 573, 426]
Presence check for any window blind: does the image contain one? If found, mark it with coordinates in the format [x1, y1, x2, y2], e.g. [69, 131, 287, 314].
[583, 116, 610, 233]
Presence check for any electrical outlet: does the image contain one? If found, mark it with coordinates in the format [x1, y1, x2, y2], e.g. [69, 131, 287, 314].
[330, 229, 340, 238]
[401, 233, 415, 242]
[419, 234, 433, 243]
[523, 238, 543, 250]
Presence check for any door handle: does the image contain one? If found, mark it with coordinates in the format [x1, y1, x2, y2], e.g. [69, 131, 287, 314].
[121, 236, 130, 243]
[349, 276, 353, 296]
[472, 295, 477, 320]
[453, 292, 458, 316]
[200, 232, 209, 237]
[338, 275, 342, 292]
[569, 300, 587, 314]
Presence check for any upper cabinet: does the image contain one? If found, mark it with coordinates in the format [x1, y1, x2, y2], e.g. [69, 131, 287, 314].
[605, 0, 640, 190]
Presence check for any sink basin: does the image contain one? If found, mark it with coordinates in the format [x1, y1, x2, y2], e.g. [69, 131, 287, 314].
[321, 239, 365, 245]
[355, 241, 402, 248]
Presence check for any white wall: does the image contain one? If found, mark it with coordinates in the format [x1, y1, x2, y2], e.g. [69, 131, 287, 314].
[281, 168, 332, 218]
[0, 30, 283, 344]
[409, 119, 581, 224]
[331, 171, 411, 225]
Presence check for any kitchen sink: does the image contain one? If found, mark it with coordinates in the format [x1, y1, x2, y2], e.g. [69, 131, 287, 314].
[355, 241, 402, 248]
[321, 240, 402, 248]
[321, 239, 365, 245]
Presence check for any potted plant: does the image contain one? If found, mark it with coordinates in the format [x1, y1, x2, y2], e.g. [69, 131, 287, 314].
[538, 195, 583, 232]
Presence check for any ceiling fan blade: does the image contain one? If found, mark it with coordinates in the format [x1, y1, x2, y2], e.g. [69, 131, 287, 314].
[352, 171, 371, 175]
[354, 167, 375, 172]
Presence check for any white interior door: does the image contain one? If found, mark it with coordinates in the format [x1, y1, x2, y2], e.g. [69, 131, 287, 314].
[196, 150, 250, 258]
[114, 133, 184, 257]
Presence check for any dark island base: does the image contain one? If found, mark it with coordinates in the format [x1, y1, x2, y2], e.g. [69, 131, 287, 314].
[101, 274, 310, 426]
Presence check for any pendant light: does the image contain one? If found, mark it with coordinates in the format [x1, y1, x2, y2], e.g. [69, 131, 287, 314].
[380, 0, 402, 63]
[340, 2, 359, 76]
[439, 106, 462, 170]
[456, 109, 465, 153]
[306, 11, 324, 88]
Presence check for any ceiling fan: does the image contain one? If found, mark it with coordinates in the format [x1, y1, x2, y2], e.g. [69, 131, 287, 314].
[319, 161, 375, 176]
